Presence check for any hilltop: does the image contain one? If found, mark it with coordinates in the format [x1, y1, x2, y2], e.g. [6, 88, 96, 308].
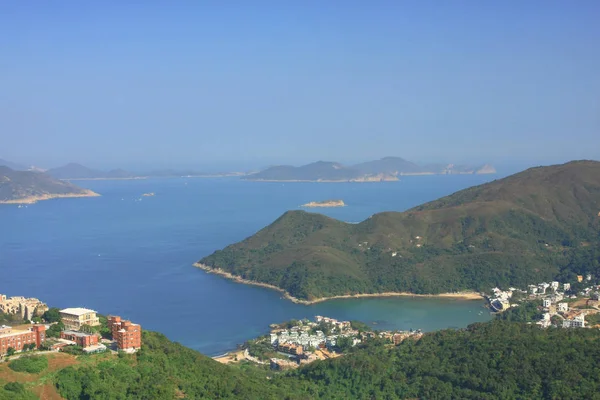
[0, 166, 99, 204]
[244, 156, 495, 182]
[200, 161, 600, 301]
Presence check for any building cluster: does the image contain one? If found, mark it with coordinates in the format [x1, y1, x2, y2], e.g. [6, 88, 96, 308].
[270, 316, 358, 352]
[0, 324, 46, 356]
[489, 276, 600, 330]
[0, 294, 48, 321]
[265, 316, 424, 371]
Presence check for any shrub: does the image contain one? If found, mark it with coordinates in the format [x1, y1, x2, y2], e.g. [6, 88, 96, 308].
[8, 355, 48, 374]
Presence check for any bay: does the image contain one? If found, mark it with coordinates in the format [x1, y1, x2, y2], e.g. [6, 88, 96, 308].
[0, 175, 496, 355]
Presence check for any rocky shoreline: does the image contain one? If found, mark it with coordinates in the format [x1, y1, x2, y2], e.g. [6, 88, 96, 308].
[0, 190, 100, 204]
[194, 263, 483, 304]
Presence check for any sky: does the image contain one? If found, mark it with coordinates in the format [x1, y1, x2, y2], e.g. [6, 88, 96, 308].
[1, 1, 599, 171]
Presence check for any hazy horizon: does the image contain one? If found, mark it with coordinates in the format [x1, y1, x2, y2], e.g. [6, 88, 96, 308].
[1, 2, 599, 170]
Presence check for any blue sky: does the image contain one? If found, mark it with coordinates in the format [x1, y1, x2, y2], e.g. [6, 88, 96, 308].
[1, 1, 599, 170]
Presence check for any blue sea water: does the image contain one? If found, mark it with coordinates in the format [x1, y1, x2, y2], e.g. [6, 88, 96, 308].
[1, 175, 496, 355]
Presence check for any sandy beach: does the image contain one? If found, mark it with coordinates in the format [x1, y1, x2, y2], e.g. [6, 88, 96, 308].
[0, 190, 100, 205]
[194, 263, 484, 304]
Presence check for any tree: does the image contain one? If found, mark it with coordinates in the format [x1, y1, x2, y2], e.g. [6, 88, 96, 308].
[46, 321, 65, 338]
[42, 308, 62, 323]
[6, 347, 16, 356]
[335, 336, 353, 352]
[4, 381, 26, 393]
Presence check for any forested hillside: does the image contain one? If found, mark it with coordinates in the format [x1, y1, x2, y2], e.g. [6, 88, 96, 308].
[49, 322, 600, 399]
[201, 161, 600, 300]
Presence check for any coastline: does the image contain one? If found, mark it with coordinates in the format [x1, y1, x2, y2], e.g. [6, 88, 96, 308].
[243, 178, 398, 183]
[0, 190, 100, 204]
[194, 263, 484, 304]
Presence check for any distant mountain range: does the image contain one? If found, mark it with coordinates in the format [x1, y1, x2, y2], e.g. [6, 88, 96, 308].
[0, 157, 495, 181]
[44, 163, 244, 180]
[0, 166, 99, 204]
[244, 157, 496, 182]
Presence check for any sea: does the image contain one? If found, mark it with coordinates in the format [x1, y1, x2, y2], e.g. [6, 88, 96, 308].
[1, 174, 498, 356]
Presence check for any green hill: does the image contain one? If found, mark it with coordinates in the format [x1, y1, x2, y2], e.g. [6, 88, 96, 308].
[200, 161, 600, 300]
[0, 166, 99, 204]
[49, 322, 600, 399]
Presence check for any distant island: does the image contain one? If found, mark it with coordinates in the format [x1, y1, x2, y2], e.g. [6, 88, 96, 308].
[41, 162, 246, 180]
[199, 160, 600, 302]
[0, 166, 99, 204]
[302, 200, 345, 208]
[244, 157, 496, 182]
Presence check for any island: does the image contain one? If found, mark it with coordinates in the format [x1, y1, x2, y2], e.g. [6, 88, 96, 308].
[198, 160, 600, 302]
[301, 200, 345, 208]
[0, 166, 100, 204]
[243, 156, 496, 182]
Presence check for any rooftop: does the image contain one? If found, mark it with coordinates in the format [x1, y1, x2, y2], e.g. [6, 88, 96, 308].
[60, 307, 97, 316]
[62, 330, 95, 338]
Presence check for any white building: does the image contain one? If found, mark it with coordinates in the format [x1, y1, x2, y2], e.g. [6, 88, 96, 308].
[542, 298, 552, 308]
[563, 283, 571, 292]
[550, 281, 559, 291]
[562, 314, 585, 328]
[557, 303, 568, 312]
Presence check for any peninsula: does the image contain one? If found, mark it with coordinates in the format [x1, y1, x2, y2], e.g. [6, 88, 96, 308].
[0, 166, 100, 204]
[301, 200, 345, 208]
[244, 157, 496, 182]
[199, 160, 600, 302]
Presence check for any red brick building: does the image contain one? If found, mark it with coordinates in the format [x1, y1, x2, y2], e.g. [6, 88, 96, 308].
[0, 324, 46, 356]
[107, 316, 142, 350]
[60, 330, 99, 348]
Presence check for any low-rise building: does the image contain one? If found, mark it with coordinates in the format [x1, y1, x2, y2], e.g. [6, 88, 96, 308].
[543, 298, 552, 308]
[563, 314, 585, 328]
[107, 316, 142, 350]
[557, 303, 568, 312]
[564, 283, 571, 292]
[60, 308, 100, 331]
[278, 343, 303, 355]
[0, 324, 46, 356]
[60, 330, 99, 348]
[550, 281, 560, 291]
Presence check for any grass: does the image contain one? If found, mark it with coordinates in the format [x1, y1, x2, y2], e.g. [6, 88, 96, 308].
[0, 351, 115, 399]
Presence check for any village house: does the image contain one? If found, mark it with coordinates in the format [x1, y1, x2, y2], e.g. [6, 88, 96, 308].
[563, 314, 586, 328]
[0, 324, 46, 356]
[557, 303, 569, 312]
[543, 298, 552, 308]
[60, 308, 100, 331]
[107, 316, 142, 351]
[564, 283, 571, 292]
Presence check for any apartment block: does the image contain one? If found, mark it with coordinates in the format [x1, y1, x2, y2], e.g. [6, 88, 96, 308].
[0, 324, 46, 356]
[60, 308, 100, 331]
[107, 316, 142, 350]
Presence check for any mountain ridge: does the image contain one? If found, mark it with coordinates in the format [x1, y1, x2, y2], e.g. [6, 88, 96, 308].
[245, 156, 496, 182]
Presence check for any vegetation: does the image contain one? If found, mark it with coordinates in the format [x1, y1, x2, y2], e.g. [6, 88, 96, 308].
[0, 166, 96, 203]
[41, 308, 61, 323]
[0, 382, 37, 400]
[8, 356, 48, 374]
[201, 161, 600, 300]
[51, 321, 600, 399]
